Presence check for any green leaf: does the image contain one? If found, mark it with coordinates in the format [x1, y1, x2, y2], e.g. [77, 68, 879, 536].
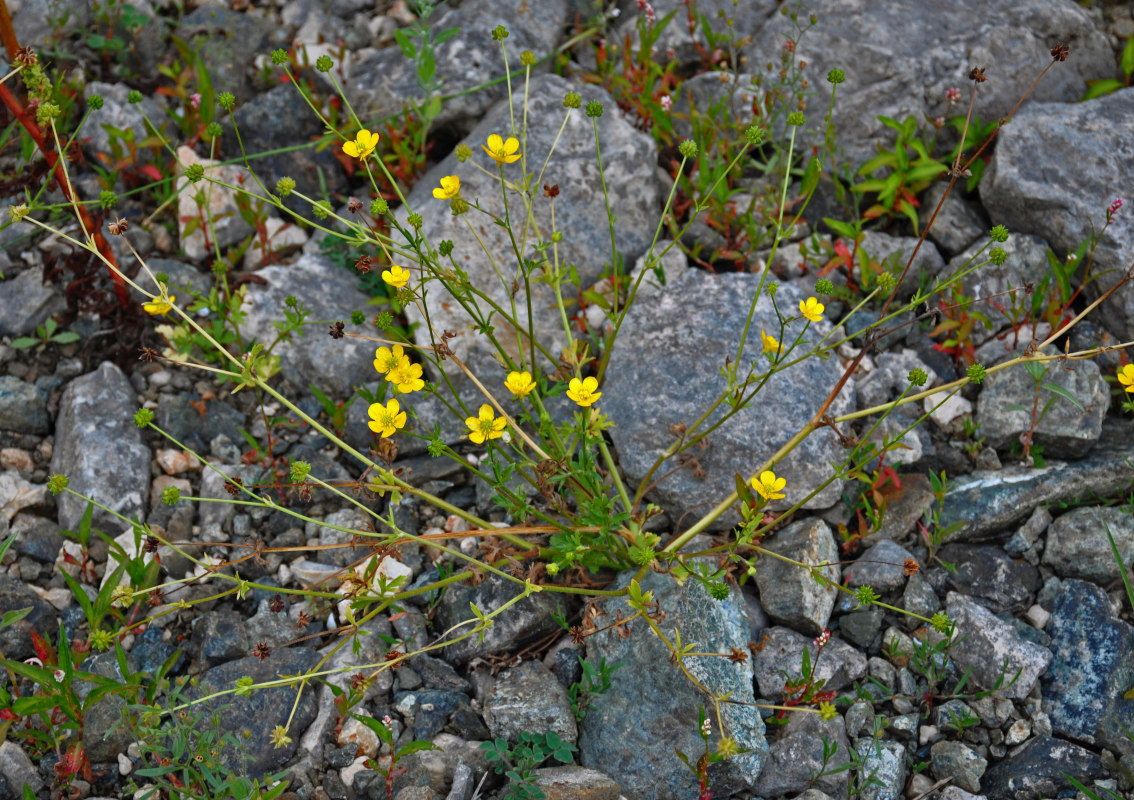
[51, 331, 80, 344]
[394, 28, 417, 59]
[856, 153, 897, 176]
[8, 337, 39, 349]
[1041, 382, 1088, 412]
[433, 27, 460, 46]
[396, 740, 441, 757]
[0, 531, 17, 562]
[1081, 78, 1123, 101]
[1123, 35, 1134, 78]
[0, 606, 32, 632]
[417, 49, 436, 86]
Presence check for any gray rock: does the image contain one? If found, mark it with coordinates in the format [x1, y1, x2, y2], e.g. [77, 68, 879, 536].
[411, 653, 471, 694]
[345, 0, 567, 133]
[939, 789, 988, 800]
[1043, 506, 1134, 584]
[901, 573, 941, 626]
[81, 82, 167, 163]
[839, 606, 883, 649]
[854, 230, 948, 299]
[938, 418, 1134, 540]
[945, 233, 1051, 342]
[931, 740, 987, 794]
[190, 648, 322, 778]
[867, 472, 934, 546]
[618, 0, 777, 68]
[605, 272, 852, 528]
[156, 392, 246, 454]
[980, 734, 1103, 800]
[753, 711, 850, 799]
[0, 376, 49, 435]
[51, 362, 150, 532]
[445, 761, 475, 800]
[192, 608, 252, 666]
[843, 539, 915, 594]
[395, 689, 473, 740]
[922, 182, 986, 258]
[975, 347, 1109, 459]
[134, 257, 215, 304]
[75, 651, 135, 763]
[945, 591, 1052, 700]
[755, 517, 840, 636]
[432, 573, 566, 666]
[932, 543, 1039, 614]
[580, 569, 765, 800]
[219, 84, 347, 207]
[238, 255, 376, 399]
[0, 741, 43, 796]
[753, 0, 1112, 169]
[752, 626, 867, 699]
[173, 7, 276, 99]
[400, 72, 662, 399]
[1042, 579, 1134, 759]
[484, 660, 576, 745]
[981, 89, 1134, 340]
[852, 737, 907, 800]
[305, 506, 377, 568]
[0, 574, 54, 661]
[530, 766, 620, 800]
[0, 267, 66, 337]
[855, 348, 939, 411]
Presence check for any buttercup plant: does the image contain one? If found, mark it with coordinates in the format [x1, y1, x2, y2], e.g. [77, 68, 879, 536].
[3, 11, 1133, 798]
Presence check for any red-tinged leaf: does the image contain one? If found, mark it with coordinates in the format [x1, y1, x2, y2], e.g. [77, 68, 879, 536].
[861, 205, 887, 220]
[0, 708, 18, 721]
[139, 164, 163, 182]
[30, 629, 55, 666]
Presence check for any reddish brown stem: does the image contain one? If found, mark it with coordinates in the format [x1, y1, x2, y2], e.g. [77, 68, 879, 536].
[0, 81, 129, 307]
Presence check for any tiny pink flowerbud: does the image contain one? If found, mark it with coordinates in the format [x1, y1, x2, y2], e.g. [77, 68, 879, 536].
[1108, 197, 1124, 219]
[190, 92, 201, 110]
[660, 94, 672, 112]
[945, 87, 961, 103]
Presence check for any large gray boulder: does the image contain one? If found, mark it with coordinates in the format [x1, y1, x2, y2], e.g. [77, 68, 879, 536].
[753, 0, 1112, 169]
[603, 271, 853, 529]
[51, 362, 150, 533]
[398, 72, 663, 397]
[982, 89, 1134, 339]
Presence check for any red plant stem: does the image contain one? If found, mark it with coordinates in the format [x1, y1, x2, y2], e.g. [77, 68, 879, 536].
[0, 0, 17, 60]
[0, 29, 129, 307]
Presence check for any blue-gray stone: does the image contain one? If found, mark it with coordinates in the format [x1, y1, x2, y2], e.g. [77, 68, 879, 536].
[604, 272, 852, 530]
[50, 362, 150, 533]
[0, 376, 49, 435]
[580, 569, 766, 800]
[191, 648, 322, 778]
[0, 574, 54, 661]
[981, 735, 1103, 800]
[1042, 578, 1134, 758]
[939, 418, 1134, 541]
[157, 391, 246, 452]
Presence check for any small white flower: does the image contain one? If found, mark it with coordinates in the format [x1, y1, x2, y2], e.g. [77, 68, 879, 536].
[54, 669, 66, 682]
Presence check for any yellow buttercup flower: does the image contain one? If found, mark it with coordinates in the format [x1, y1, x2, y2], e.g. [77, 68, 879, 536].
[382, 265, 410, 289]
[760, 329, 781, 355]
[368, 398, 407, 438]
[751, 469, 786, 501]
[1119, 364, 1134, 393]
[388, 360, 424, 394]
[505, 371, 536, 398]
[143, 293, 175, 317]
[374, 345, 406, 375]
[566, 376, 601, 407]
[466, 404, 507, 444]
[343, 128, 379, 160]
[432, 175, 461, 199]
[483, 133, 521, 165]
[799, 296, 825, 323]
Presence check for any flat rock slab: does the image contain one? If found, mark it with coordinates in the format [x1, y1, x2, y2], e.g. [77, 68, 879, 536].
[604, 271, 853, 529]
[938, 418, 1134, 541]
